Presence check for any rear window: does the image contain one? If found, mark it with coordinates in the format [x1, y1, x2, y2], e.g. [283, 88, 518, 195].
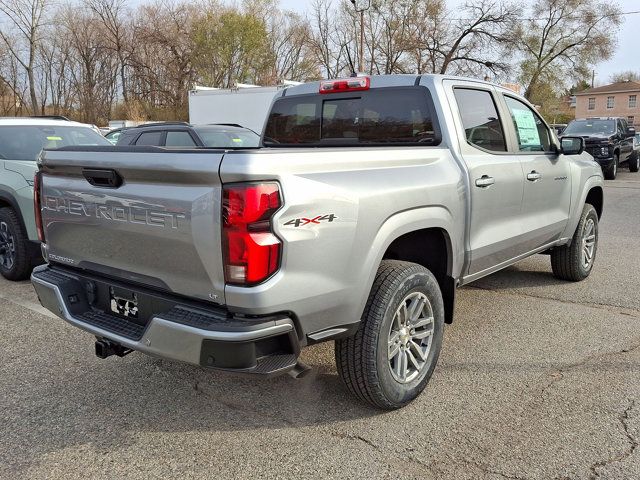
[0, 125, 109, 161]
[194, 127, 259, 148]
[264, 86, 440, 146]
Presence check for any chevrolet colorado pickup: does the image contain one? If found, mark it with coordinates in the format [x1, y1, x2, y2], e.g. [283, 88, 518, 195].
[32, 75, 604, 409]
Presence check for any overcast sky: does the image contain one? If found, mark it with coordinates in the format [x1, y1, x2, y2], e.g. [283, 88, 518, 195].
[280, 0, 639, 85]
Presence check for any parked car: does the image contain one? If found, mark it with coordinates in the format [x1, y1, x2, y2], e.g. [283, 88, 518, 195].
[104, 127, 126, 145]
[633, 133, 640, 171]
[115, 122, 260, 148]
[550, 123, 567, 136]
[563, 117, 638, 178]
[32, 75, 604, 409]
[0, 118, 111, 280]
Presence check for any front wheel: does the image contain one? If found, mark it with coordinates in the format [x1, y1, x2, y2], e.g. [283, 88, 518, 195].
[604, 155, 618, 180]
[335, 260, 444, 410]
[550, 204, 598, 281]
[629, 153, 639, 173]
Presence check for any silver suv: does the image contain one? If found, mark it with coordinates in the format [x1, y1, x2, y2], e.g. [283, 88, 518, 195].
[0, 117, 110, 280]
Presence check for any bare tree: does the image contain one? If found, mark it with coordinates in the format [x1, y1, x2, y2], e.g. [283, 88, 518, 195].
[61, 3, 119, 124]
[434, 0, 518, 76]
[0, 0, 49, 113]
[87, 0, 132, 102]
[516, 0, 622, 101]
[609, 71, 640, 84]
[265, 9, 319, 82]
[309, 0, 352, 78]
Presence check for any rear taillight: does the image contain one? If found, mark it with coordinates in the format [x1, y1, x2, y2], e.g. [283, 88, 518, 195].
[319, 76, 370, 94]
[222, 183, 282, 286]
[33, 172, 45, 242]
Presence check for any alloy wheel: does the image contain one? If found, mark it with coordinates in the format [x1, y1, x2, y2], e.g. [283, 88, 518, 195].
[0, 221, 16, 271]
[581, 218, 596, 270]
[388, 291, 434, 384]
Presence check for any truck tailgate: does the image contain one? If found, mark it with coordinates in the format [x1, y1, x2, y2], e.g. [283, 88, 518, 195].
[38, 148, 226, 305]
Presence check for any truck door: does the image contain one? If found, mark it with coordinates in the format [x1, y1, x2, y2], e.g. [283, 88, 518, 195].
[618, 118, 633, 162]
[449, 86, 526, 277]
[500, 94, 572, 249]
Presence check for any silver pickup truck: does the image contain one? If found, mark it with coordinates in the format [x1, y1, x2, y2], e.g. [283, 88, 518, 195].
[32, 75, 604, 409]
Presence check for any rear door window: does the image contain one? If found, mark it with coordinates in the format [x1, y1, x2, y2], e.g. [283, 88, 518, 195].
[453, 88, 507, 153]
[264, 86, 440, 146]
[165, 131, 197, 147]
[135, 131, 163, 146]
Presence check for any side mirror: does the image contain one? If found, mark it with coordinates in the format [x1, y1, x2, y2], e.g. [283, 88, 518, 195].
[560, 136, 584, 155]
[627, 126, 636, 138]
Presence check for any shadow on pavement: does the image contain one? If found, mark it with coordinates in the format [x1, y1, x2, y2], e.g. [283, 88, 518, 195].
[469, 262, 567, 291]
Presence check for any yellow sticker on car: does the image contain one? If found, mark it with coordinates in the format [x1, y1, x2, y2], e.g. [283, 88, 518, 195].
[47, 136, 62, 141]
[232, 138, 242, 143]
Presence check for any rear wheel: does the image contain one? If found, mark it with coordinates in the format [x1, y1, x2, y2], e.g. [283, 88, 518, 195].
[604, 154, 618, 180]
[550, 204, 598, 281]
[335, 260, 444, 410]
[0, 207, 33, 281]
[629, 153, 639, 173]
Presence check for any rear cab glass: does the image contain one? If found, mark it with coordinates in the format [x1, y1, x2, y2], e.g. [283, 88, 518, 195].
[264, 86, 441, 146]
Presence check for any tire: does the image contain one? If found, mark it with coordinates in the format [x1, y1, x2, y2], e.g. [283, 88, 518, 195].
[604, 154, 618, 180]
[0, 207, 33, 281]
[550, 204, 598, 282]
[335, 260, 444, 410]
[629, 153, 639, 173]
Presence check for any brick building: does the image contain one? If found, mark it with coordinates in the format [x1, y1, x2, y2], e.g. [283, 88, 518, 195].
[574, 80, 640, 127]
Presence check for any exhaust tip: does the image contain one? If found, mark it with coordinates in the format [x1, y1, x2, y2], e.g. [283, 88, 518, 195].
[288, 361, 312, 379]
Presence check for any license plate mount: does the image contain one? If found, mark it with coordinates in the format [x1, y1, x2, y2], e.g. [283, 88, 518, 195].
[109, 286, 139, 319]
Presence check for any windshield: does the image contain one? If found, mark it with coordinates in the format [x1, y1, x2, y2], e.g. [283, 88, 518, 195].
[0, 125, 110, 161]
[563, 120, 616, 136]
[193, 126, 259, 148]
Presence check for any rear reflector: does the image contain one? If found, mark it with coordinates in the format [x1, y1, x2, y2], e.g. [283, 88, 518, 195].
[320, 77, 370, 94]
[222, 183, 282, 286]
[33, 172, 45, 242]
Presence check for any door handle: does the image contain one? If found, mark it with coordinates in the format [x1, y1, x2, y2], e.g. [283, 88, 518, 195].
[527, 171, 542, 182]
[475, 175, 495, 188]
[82, 168, 123, 188]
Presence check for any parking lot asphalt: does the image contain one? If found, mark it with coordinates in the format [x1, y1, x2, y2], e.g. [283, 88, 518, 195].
[1, 171, 639, 480]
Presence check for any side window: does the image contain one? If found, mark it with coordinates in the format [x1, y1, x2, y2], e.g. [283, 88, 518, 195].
[618, 119, 626, 136]
[504, 96, 552, 152]
[135, 131, 163, 146]
[165, 131, 196, 147]
[453, 88, 507, 152]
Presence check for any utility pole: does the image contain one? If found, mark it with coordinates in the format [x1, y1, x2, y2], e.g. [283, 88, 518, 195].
[349, 0, 371, 74]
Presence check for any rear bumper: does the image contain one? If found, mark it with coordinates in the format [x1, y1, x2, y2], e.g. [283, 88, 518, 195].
[31, 265, 300, 375]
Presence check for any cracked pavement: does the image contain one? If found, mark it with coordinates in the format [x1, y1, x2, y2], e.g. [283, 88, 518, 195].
[1, 171, 639, 479]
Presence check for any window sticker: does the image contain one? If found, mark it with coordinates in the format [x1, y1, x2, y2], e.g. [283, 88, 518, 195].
[511, 108, 540, 147]
[46, 136, 62, 141]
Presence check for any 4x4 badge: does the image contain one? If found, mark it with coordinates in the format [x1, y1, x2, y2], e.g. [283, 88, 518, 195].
[284, 214, 337, 228]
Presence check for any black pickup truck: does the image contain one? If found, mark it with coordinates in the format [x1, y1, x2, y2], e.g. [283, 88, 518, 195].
[563, 117, 639, 179]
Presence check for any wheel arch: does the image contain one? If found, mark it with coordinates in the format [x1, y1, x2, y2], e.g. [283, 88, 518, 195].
[585, 186, 603, 219]
[382, 227, 456, 324]
[0, 189, 29, 235]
